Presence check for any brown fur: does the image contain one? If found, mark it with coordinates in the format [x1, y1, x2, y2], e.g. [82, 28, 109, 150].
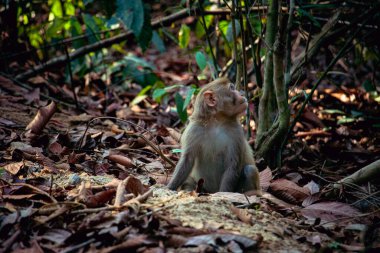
[167, 78, 260, 193]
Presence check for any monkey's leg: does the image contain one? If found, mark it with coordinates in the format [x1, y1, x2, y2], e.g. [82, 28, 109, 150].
[239, 165, 261, 194]
[219, 167, 241, 192]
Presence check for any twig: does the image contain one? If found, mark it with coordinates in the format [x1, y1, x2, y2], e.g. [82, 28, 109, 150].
[70, 206, 116, 214]
[15, 7, 201, 81]
[0, 73, 78, 108]
[198, 1, 219, 76]
[63, 45, 79, 109]
[0, 230, 20, 253]
[231, 0, 241, 88]
[76, 116, 175, 168]
[236, 0, 251, 138]
[137, 203, 176, 219]
[203, 6, 289, 15]
[317, 208, 380, 227]
[334, 159, 380, 189]
[284, 15, 371, 145]
[11, 182, 57, 203]
[114, 176, 130, 207]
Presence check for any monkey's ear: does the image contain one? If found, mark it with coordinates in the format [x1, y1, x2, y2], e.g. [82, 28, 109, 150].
[204, 91, 217, 107]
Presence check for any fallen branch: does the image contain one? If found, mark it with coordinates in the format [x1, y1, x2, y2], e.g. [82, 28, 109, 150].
[14, 5, 292, 82]
[334, 159, 380, 189]
[15, 8, 198, 81]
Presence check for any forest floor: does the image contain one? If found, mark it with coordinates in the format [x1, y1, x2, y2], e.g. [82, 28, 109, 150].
[1, 46, 380, 252]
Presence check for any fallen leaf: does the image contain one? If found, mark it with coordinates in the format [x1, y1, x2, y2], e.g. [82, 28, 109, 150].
[4, 162, 24, 175]
[301, 202, 361, 222]
[108, 154, 134, 168]
[185, 233, 257, 249]
[25, 101, 57, 135]
[230, 205, 252, 225]
[259, 167, 272, 191]
[125, 176, 149, 196]
[303, 180, 320, 195]
[270, 179, 310, 203]
[85, 189, 116, 208]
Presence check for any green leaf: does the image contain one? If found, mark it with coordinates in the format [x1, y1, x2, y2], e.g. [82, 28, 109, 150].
[64, 2, 75, 16]
[152, 31, 166, 52]
[195, 51, 207, 71]
[115, 0, 144, 36]
[123, 55, 155, 69]
[297, 8, 321, 28]
[131, 95, 147, 105]
[131, 85, 152, 105]
[175, 93, 188, 122]
[51, 0, 63, 18]
[321, 109, 345, 115]
[362, 79, 376, 92]
[84, 0, 94, 5]
[161, 28, 179, 44]
[350, 110, 364, 118]
[138, 4, 152, 51]
[171, 149, 183, 153]
[46, 18, 66, 38]
[337, 117, 356, 124]
[152, 88, 167, 102]
[195, 15, 213, 38]
[70, 18, 84, 49]
[227, 20, 240, 43]
[178, 24, 190, 49]
[183, 87, 196, 110]
[83, 14, 101, 43]
[219, 20, 229, 36]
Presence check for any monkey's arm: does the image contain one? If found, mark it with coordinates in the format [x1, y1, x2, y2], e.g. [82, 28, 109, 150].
[167, 150, 195, 190]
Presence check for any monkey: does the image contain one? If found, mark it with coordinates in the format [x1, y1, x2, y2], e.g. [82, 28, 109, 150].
[167, 77, 260, 193]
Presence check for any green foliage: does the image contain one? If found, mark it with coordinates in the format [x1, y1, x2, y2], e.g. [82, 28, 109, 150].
[175, 87, 196, 123]
[131, 85, 152, 105]
[227, 20, 241, 43]
[152, 84, 182, 103]
[362, 80, 376, 92]
[70, 18, 85, 49]
[297, 8, 321, 28]
[195, 51, 207, 71]
[195, 15, 213, 38]
[115, 0, 144, 36]
[321, 109, 345, 115]
[138, 4, 153, 51]
[337, 117, 356, 124]
[114, 0, 152, 51]
[152, 31, 166, 52]
[83, 14, 101, 43]
[51, 0, 63, 18]
[178, 24, 190, 49]
[108, 55, 158, 87]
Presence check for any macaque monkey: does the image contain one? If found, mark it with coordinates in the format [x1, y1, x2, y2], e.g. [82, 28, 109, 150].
[168, 77, 260, 193]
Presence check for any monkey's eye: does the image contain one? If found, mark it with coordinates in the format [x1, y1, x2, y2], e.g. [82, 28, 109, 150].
[229, 83, 235, 90]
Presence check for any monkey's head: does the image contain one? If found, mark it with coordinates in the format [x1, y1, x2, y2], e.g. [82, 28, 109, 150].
[191, 77, 247, 122]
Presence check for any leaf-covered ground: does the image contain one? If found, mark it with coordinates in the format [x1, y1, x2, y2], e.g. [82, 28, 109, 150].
[1, 45, 380, 252]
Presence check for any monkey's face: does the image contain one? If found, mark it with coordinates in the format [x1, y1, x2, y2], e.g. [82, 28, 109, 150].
[197, 79, 248, 120]
[219, 83, 248, 117]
